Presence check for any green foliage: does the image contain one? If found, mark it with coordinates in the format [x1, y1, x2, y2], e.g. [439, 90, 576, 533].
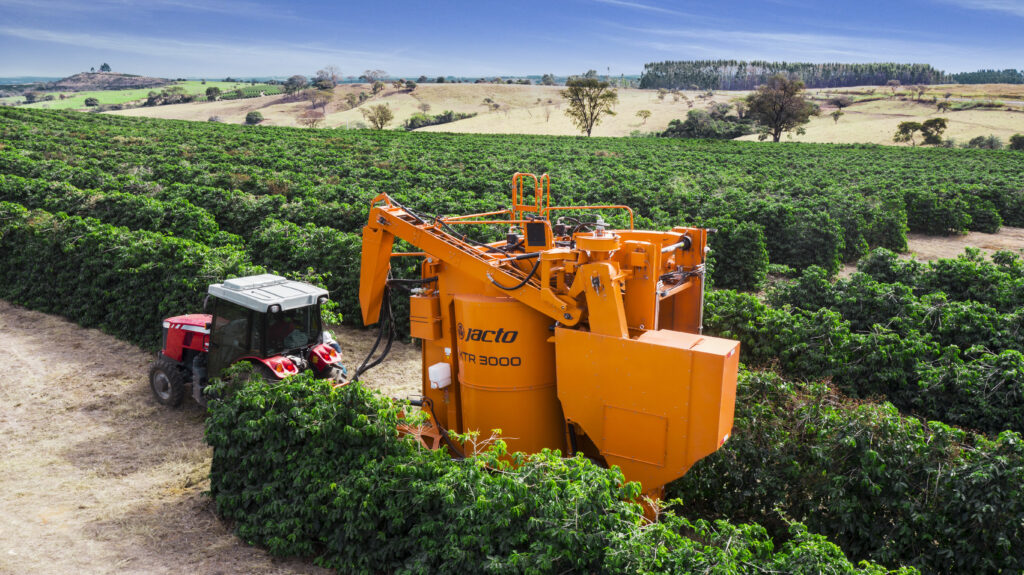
[893, 121, 922, 145]
[745, 76, 819, 142]
[668, 370, 1024, 574]
[0, 173, 225, 244]
[701, 217, 768, 289]
[893, 118, 947, 146]
[660, 109, 753, 139]
[641, 60, 948, 90]
[360, 103, 393, 130]
[560, 77, 618, 136]
[6, 99, 1024, 575]
[402, 109, 476, 131]
[965, 135, 1004, 149]
[0, 202, 260, 348]
[1010, 133, 1024, 150]
[903, 189, 971, 234]
[206, 367, 907, 574]
[84, 97, 99, 107]
[245, 111, 263, 125]
[950, 68, 1024, 84]
[5, 107, 1023, 299]
[717, 248, 1024, 435]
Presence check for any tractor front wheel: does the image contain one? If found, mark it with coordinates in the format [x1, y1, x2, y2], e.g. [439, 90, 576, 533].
[150, 358, 186, 407]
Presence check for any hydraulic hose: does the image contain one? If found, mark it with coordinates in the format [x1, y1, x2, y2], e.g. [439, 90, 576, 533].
[353, 285, 396, 380]
[489, 256, 543, 291]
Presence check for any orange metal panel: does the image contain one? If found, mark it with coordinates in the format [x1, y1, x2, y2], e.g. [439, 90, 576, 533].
[358, 225, 394, 325]
[454, 294, 566, 454]
[409, 294, 442, 340]
[555, 327, 737, 494]
[603, 406, 668, 466]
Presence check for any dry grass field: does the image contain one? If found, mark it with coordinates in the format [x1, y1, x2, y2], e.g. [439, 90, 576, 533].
[111, 83, 738, 136]
[740, 84, 1024, 145]
[109, 82, 1024, 144]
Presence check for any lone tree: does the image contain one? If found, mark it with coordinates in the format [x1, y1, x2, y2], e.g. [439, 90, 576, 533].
[830, 109, 844, 123]
[284, 75, 308, 94]
[745, 75, 819, 142]
[360, 69, 387, 83]
[1011, 134, 1024, 151]
[921, 118, 948, 145]
[893, 122, 923, 146]
[636, 109, 651, 124]
[360, 103, 394, 129]
[541, 73, 556, 86]
[205, 86, 222, 101]
[245, 111, 263, 125]
[886, 79, 901, 96]
[893, 118, 948, 146]
[99, 63, 111, 72]
[314, 65, 341, 89]
[310, 89, 334, 111]
[84, 97, 99, 107]
[560, 77, 618, 136]
[371, 81, 385, 95]
[827, 96, 853, 109]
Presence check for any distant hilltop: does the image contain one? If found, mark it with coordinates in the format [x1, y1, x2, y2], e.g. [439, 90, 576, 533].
[49, 72, 171, 92]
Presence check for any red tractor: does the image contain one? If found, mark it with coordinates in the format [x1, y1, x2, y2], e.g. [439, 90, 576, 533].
[149, 274, 346, 406]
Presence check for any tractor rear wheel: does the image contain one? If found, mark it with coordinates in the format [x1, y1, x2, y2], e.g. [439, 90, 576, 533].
[150, 358, 186, 407]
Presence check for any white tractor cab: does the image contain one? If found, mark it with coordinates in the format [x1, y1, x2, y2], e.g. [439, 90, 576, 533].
[149, 274, 345, 407]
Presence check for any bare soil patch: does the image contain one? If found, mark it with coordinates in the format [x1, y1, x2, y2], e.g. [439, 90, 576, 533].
[905, 226, 1024, 260]
[839, 226, 1024, 277]
[0, 300, 418, 574]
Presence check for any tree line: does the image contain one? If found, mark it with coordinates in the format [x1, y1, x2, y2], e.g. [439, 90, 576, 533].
[640, 60, 948, 90]
[949, 69, 1024, 84]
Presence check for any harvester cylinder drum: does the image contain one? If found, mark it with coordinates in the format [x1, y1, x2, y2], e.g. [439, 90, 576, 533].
[454, 294, 565, 454]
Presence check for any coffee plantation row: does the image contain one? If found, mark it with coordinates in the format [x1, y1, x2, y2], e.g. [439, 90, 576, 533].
[4, 107, 1024, 572]
[4, 107, 1024, 295]
[0, 199, 913, 572]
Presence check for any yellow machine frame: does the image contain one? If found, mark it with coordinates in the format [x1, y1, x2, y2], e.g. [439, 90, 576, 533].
[359, 173, 739, 499]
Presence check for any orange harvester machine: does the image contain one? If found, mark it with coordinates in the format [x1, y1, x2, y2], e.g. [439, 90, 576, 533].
[359, 173, 739, 498]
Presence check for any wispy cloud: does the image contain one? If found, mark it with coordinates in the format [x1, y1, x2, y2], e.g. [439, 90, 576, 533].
[592, 0, 693, 17]
[936, 0, 1024, 17]
[0, 26, 470, 75]
[606, 24, 1011, 71]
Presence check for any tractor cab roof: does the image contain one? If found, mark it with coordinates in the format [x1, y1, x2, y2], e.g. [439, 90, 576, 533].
[208, 274, 328, 313]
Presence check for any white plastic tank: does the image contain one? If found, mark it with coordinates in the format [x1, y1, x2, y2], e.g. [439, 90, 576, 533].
[428, 362, 452, 389]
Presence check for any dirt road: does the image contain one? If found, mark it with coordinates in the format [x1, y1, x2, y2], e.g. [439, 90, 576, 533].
[0, 301, 417, 575]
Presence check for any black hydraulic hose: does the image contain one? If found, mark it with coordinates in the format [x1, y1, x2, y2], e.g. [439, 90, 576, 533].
[432, 217, 507, 255]
[507, 251, 541, 261]
[490, 256, 543, 291]
[387, 276, 438, 291]
[353, 285, 396, 380]
[387, 196, 428, 225]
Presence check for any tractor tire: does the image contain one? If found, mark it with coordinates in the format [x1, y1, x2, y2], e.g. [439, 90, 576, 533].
[150, 358, 186, 407]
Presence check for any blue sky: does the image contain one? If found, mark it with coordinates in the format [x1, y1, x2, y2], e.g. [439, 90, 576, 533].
[0, 0, 1021, 78]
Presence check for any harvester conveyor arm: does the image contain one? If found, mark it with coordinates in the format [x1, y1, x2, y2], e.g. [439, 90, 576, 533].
[359, 194, 582, 327]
